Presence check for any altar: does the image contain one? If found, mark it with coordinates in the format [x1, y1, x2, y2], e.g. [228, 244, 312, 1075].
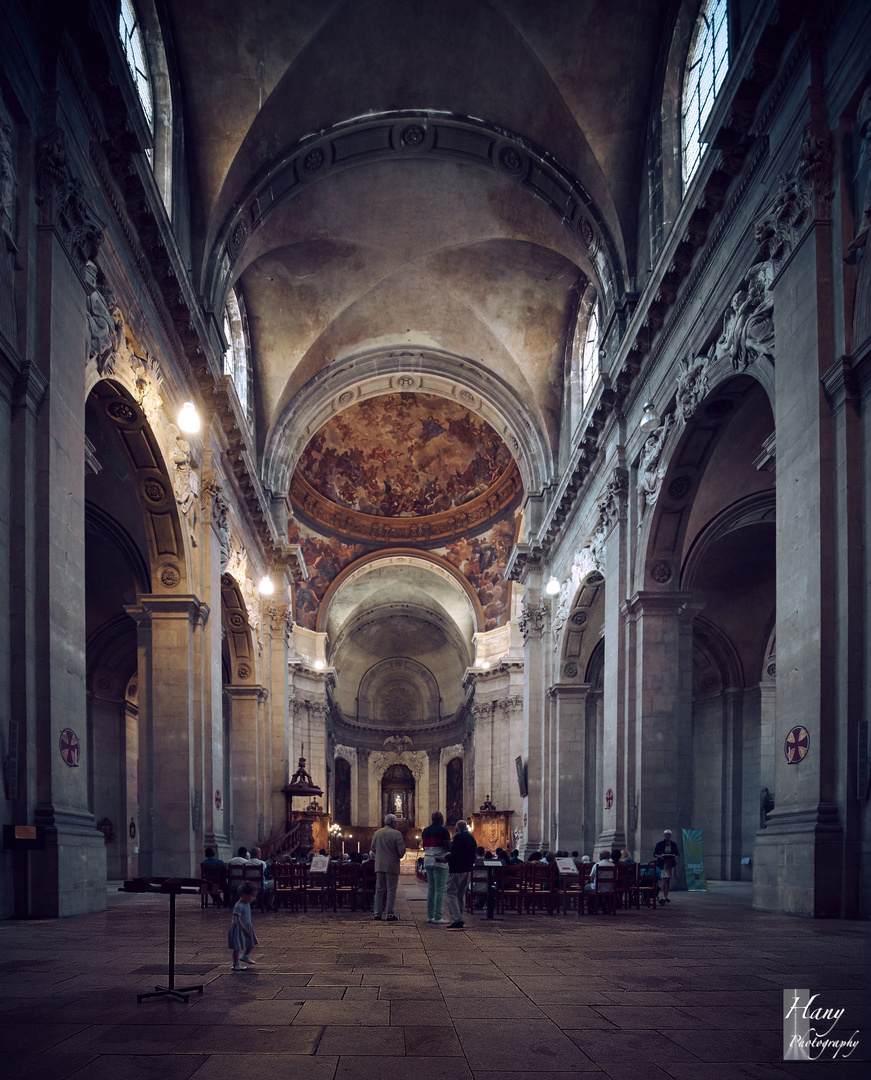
[470, 799, 513, 853]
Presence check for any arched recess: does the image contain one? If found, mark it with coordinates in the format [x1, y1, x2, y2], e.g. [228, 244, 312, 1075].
[582, 636, 606, 857]
[334, 757, 351, 826]
[221, 574, 256, 685]
[445, 756, 464, 826]
[557, 570, 605, 684]
[381, 762, 415, 824]
[88, 380, 189, 592]
[358, 658, 441, 727]
[635, 373, 774, 593]
[262, 347, 551, 505]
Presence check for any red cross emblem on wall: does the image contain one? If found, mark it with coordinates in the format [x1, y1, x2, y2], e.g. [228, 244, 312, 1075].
[784, 726, 809, 764]
[605, 788, 614, 809]
[59, 728, 80, 767]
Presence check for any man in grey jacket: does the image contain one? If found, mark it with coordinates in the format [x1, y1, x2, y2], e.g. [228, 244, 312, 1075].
[370, 813, 406, 921]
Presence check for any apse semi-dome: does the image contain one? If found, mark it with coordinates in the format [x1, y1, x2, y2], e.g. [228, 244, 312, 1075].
[290, 392, 521, 544]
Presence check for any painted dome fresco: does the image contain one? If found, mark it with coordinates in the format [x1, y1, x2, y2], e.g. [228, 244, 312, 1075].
[290, 393, 521, 544]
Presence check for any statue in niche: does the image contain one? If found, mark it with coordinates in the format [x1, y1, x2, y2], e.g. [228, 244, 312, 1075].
[847, 85, 871, 260]
[637, 413, 674, 518]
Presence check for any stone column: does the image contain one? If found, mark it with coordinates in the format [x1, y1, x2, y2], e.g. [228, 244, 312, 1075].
[126, 595, 209, 877]
[595, 468, 628, 855]
[265, 601, 291, 835]
[427, 747, 440, 820]
[753, 118, 844, 916]
[622, 591, 694, 864]
[550, 683, 589, 856]
[225, 684, 268, 852]
[519, 582, 549, 856]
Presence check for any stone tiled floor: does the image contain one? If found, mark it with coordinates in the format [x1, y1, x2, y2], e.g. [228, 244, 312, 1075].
[0, 874, 867, 1079]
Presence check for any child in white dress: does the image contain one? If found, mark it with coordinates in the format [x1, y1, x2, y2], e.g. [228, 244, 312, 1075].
[227, 882, 259, 970]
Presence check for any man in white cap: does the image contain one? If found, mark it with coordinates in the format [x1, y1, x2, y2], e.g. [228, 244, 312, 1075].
[653, 829, 680, 902]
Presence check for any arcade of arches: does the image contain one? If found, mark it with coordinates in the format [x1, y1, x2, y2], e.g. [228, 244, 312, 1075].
[0, 0, 870, 921]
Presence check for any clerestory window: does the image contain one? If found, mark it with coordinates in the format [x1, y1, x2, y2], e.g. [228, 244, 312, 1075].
[682, 0, 729, 189]
[118, 0, 154, 133]
[581, 301, 600, 408]
[224, 289, 251, 422]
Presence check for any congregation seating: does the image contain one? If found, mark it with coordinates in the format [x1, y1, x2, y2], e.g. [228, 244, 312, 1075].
[201, 855, 662, 919]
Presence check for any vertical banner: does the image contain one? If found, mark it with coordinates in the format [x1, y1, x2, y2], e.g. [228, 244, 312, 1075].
[682, 828, 707, 891]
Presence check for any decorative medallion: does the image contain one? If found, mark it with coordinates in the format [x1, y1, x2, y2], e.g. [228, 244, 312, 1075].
[237, 664, 251, 680]
[571, 611, 587, 626]
[498, 146, 524, 174]
[338, 391, 354, 405]
[586, 571, 604, 585]
[578, 217, 595, 249]
[159, 564, 180, 588]
[215, 789, 223, 810]
[563, 662, 579, 678]
[668, 476, 691, 500]
[229, 612, 245, 629]
[784, 725, 809, 764]
[459, 389, 474, 403]
[401, 124, 425, 148]
[605, 788, 614, 809]
[143, 478, 166, 503]
[59, 728, 80, 767]
[106, 400, 137, 423]
[229, 218, 248, 256]
[97, 676, 111, 691]
[397, 375, 415, 387]
[767, 662, 777, 677]
[302, 147, 325, 174]
[651, 560, 672, 584]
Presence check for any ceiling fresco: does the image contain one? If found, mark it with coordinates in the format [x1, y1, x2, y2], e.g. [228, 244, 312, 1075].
[288, 507, 518, 634]
[294, 392, 515, 526]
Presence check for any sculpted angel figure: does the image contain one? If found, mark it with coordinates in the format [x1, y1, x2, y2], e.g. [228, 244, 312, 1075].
[637, 413, 674, 518]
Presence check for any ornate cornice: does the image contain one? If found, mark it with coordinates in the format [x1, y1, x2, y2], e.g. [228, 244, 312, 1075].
[290, 461, 521, 545]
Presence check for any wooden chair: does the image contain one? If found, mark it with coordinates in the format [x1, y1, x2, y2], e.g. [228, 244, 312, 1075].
[303, 863, 331, 912]
[586, 864, 617, 914]
[633, 860, 659, 908]
[556, 866, 584, 914]
[226, 862, 247, 903]
[199, 863, 226, 908]
[360, 861, 376, 910]
[273, 862, 306, 910]
[332, 863, 361, 911]
[496, 864, 524, 914]
[615, 862, 635, 910]
[242, 863, 270, 912]
[523, 862, 557, 914]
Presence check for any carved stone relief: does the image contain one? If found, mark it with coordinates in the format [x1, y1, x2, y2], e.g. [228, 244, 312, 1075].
[166, 424, 199, 548]
[518, 601, 548, 641]
[637, 415, 674, 517]
[847, 86, 871, 259]
[551, 546, 598, 646]
[85, 261, 123, 375]
[676, 352, 710, 421]
[714, 261, 775, 371]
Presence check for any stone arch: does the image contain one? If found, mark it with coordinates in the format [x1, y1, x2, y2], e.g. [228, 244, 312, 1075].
[262, 347, 551, 504]
[692, 615, 744, 698]
[635, 373, 772, 593]
[681, 489, 776, 590]
[317, 549, 485, 637]
[221, 575, 256, 685]
[381, 762, 416, 824]
[334, 757, 352, 826]
[206, 111, 624, 318]
[88, 379, 189, 592]
[557, 569, 605, 684]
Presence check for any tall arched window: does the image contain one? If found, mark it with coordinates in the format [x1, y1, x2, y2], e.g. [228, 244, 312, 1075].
[581, 301, 600, 408]
[682, 0, 729, 189]
[118, 0, 154, 132]
[223, 289, 251, 423]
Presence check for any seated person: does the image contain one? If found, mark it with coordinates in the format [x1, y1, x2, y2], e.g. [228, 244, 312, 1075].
[246, 846, 273, 890]
[201, 846, 225, 868]
[619, 848, 635, 864]
[227, 846, 248, 866]
[507, 849, 522, 865]
[200, 847, 227, 905]
[584, 850, 616, 912]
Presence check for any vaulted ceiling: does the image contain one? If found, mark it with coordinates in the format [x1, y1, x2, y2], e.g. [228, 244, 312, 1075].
[162, 0, 673, 700]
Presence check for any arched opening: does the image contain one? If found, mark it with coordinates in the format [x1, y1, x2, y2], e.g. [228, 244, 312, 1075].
[445, 756, 464, 826]
[334, 757, 351, 826]
[381, 763, 415, 825]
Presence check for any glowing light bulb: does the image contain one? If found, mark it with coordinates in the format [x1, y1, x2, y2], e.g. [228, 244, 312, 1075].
[258, 575, 274, 595]
[178, 401, 200, 434]
[545, 576, 560, 596]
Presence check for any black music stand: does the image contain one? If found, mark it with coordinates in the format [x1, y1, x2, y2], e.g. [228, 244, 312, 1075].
[119, 877, 206, 1003]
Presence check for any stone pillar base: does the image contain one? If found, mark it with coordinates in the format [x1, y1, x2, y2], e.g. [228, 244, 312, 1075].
[30, 807, 107, 917]
[753, 802, 844, 917]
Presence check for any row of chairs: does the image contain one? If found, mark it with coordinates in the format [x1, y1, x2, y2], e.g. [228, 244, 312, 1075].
[467, 860, 660, 916]
[200, 861, 376, 913]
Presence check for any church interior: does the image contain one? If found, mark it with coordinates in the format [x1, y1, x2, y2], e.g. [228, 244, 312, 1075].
[1, 0, 870, 929]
